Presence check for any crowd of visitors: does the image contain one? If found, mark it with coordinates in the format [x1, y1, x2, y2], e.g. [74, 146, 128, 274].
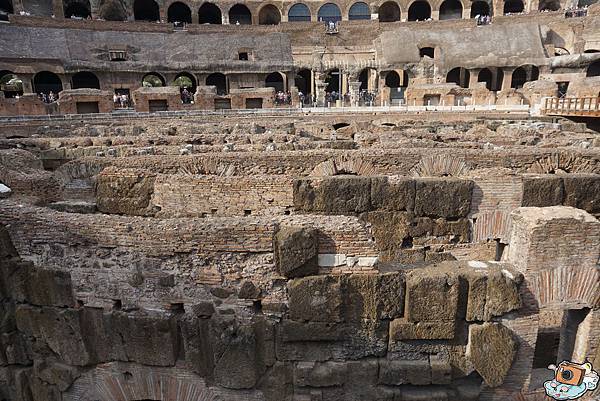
[113, 93, 131, 108]
[324, 20, 339, 34]
[274, 91, 292, 105]
[475, 14, 491, 25]
[565, 6, 588, 17]
[38, 91, 57, 103]
[180, 87, 193, 104]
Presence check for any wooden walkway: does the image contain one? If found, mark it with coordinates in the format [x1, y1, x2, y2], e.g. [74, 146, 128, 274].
[543, 96, 600, 117]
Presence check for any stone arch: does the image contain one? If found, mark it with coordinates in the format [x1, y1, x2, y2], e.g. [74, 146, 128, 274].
[318, 2, 342, 22]
[477, 67, 502, 91]
[142, 72, 165, 87]
[0, 0, 13, 20]
[470, 0, 490, 16]
[511, 65, 539, 89]
[348, 1, 370, 19]
[72, 71, 100, 89]
[179, 158, 236, 176]
[538, 0, 560, 10]
[587, 60, 600, 77]
[228, 3, 251, 24]
[530, 267, 600, 308]
[33, 71, 63, 95]
[133, 0, 159, 21]
[407, 0, 431, 20]
[265, 72, 285, 92]
[288, 2, 311, 20]
[528, 153, 597, 174]
[206, 72, 227, 95]
[167, 1, 192, 22]
[310, 156, 376, 176]
[409, 154, 470, 177]
[259, 4, 281, 24]
[295, 68, 311, 96]
[503, 0, 523, 13]
[439, 0, 462, 19]
[0, 70, 23, 98]
[64, 0, 91, 18]
[198, 2, 222, 23]
[446, 67, 470, 88]
[378, 0, 400, 21]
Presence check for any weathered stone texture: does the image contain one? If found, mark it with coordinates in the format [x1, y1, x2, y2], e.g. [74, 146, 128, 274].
[96, 167, 157, 216]
[274, 227, 319, 278]
[468, 322, 518, 387]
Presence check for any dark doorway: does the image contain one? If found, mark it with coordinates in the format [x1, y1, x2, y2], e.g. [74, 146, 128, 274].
[470, 0, 490, 16]
[295, 69, 311, 96]
[318, 3, 342, 22]
[98, 0, 127, 20]
[174, 72, 197, 93]
[538, 0, 560, 10]
[168, 2, 192, 22]
[446, 67, 470, 88]
[33, 71, 63, 95]
[511, 65, 539, 89]
[72, 71, 100, 89]
[76, 101, 100, 114]
[246, 98, 263, 108]
[325, 69, 340, 93]
[408, 0, 431, 20]
[199, 2, 222, 23]
[265, 72, 284, 92]
[0, 0, 13, 21]
[419, 47, 435, 58]
[587, 60, 600, 77]
[206, 73, 227, 95]
[349, 1, 370, 19]
[134, 0, 159, 21]
[478, 68, 502, 91]
[503, 0, 524, 14]
[259, 4, 280, 24]
[64, 0, 91, 18]
[229, 4, 251, 24]
[288, 3, 311, 21]
[439, 0, 462, 19]
[142, 73, 165, 87]
[378, 1, 400, 21]
[149, 99, 168, 112]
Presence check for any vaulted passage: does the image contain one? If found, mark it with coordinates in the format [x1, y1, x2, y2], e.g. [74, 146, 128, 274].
[378, 1, 400, 21]
[511, 65, 539, 88]
[167, 2, 192, 23]
[64, 0, 90, 18]
[503, 0, 524, 14]
[318, 3, 342, 22]
[72, 71, 100, 89]
[408, 0, 431, 21]
[0, 71, 22, 98]
[470, 0, 490, 16]
[0, 0, 13, 20]
[259, 4, 281, 25]
[439, 0, 462, 20]
[198, 3, 221, 24]
[206, 72, 227, 95]
[288, 3, 311, 21]
[446, 67, 470, 88]
[349, 1, 370, 20]
[134, 0, 159, 21]
[229, 4, 251, 24]
[265, 72, 284, 92]
[142, 73, 165, 87]
[33, 71, 63, 95]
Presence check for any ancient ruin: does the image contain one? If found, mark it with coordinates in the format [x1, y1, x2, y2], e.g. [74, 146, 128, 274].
[0, 0, 600, 400]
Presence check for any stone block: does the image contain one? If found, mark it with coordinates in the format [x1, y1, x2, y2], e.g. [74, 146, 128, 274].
[562, 174, 600, 214]
[521, 175, 564, 207]
[414, 178, 473, 218]
[180, 315, 214, 379]
[294, 361, 347, 387]
[465, 273, 487, 322]
[468, 322, 517, 387]
[96, 168, 157, 216]
[483, 270, 521, 320]
[212, 321, 260, 389]
[370, 176, 415, 211]
[0, 225, 17, 259]
[293, 177, 372, 214]
[13, 267, 74, 308]
[288, 276, 342, 323]
[279, 320, 344, 342]
[33, 361, 79, 392]
[405, 270, 459, 322]
[274, 227, 318, 278]
[378, 359, 431, 385]
[389, 319, 456, 340]
[430, 355, 452, 384]
[238, 280, 261, 299]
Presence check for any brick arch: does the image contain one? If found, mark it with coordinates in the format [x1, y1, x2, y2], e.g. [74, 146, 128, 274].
[530, 267, 600, 308]
[527, 153, 598, 174]
[376, 0, 404, 17]
[343, 1, 372, 19]
[430, 0, 465, 12]
[256, 2, 283, 23]
[409, 154, 470, 177]
[64, 364, 217, 401]
[164, 0, 193, 14]
[310, 156, 376, 176]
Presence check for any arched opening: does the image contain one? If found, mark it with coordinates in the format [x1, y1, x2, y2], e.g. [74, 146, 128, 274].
[33, 71, 63, 96]
[295, 69, 311, 97]
[265, 72, 284, 92]
[168, 2, 191, 22]
[538, 0, 560, 10]
[318, 3, 342, 22]
[349, 1, 370, 19]
[470, 0, 490, 16]
[173, 72, 197, 92]
[419, 47, 435, 58]
[288, 3, 311, 21]
[378, 1, 400, 21]
[0, 71, 23, 98]
[358, 68, 373, 91]
[0, 0, 14, 21]
[503, 0, 523, 13]
[199, 3, 221, 23]
[325, 69, 340, 93]
[259, 4, 281, 24]
[98, 0, 127, 20]
[134, 0, 159, 21]
[385, 70, 400, 87]
[478, 67, 503, 91]
[439, 0, 462, 19]
[384, 70, 408, 103]
[446, 67, 470, 88]
[206, 73, 227, 95]
[511, 65, 539, 88]
[229, 4, 251, 24]
[584, 49, 599, 53]
[587, 61, 600, 77]
[64, 0, 90, 18]
[72, 71, 100, 89]
[408, 0, 431, 20]
[142, 72, 165, 87]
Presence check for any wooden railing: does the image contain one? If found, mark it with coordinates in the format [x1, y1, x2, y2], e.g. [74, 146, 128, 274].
[543, 96, 600, 116]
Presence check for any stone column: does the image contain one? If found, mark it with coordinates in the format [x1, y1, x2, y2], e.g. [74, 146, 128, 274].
[52, 0, 64, 18]
[21, 74, 34, 94]
[348, 80, 361, 107]
[431, 10, 439, 20]
[501, 68, 514, 91]
[463, 7, 471, 18]
[314, 73, 327, 106]
[468, 69, 480, 89]
[222, 12, 229, 24]
[191, 11, 199, 24]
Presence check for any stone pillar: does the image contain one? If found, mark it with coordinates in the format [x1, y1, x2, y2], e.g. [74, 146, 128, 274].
[501, 68, 513, 91]
[12, 0, 24, 13]
[431, 10, 439, 20]
[348, 80, 361, 107]
[52, 0, 64, 18]
[60, 74, 72, 91]
[222, 12, 229, 24]
[341, 72, 348, 95]
[192, 11, 199, 24]
[310, 70, 315, 99]
[314, 73, 327, 106]
[21, 74, 34, 94]
[159, 6, 166, 22]
[463, 7, 471, 18]
[469, 69, 480, 89]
